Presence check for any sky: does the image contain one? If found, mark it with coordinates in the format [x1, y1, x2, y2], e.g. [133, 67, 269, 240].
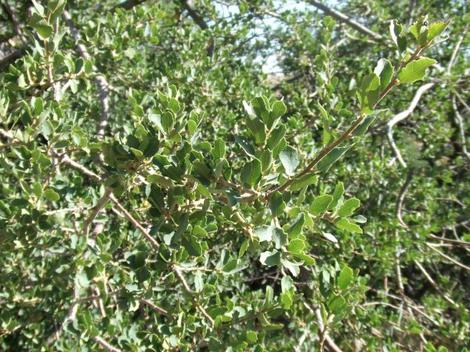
[213, 0, 341, 73]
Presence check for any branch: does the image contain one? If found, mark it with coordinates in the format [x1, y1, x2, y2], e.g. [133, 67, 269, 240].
[303, 302, 343, 352]
[46, 280, 80, 345]
[140, 299, 169, 316]
[178, 0, 214, 56]
[1, 2, 22, 37]
[94, 336, 123, 352]
[0, 46, 25, 71]
[396, 171, 412, 228]
[305, 0, 383, 42]
[451, 95, 470, 161]
[63, 10, 110, 139]
[114, 0, 147, 10]
[429, 234, 470, 248]
[447, 32, 465, 75]
[83, 187, 113, 236]
[270, 45, 426, 196]
[386, 82, 434, 167]
[174, 266, 215, 327]
[178, 0, 208, 29]
[21, 144, 159, 249]
[413, 260, 456, 306]
[425, 243, 470, 271]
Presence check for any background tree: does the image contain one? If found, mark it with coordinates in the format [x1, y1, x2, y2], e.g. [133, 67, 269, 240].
[0, 0, 468, 351]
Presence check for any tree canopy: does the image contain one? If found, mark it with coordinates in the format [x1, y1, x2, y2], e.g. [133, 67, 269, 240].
[0, 0, 468, 351]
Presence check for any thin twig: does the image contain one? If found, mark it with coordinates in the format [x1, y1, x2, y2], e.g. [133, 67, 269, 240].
[451, 96, 470, 160]
[447, 32, 465, 75]
[83, 187, 112, 236]
[46, 281, 80, 345]
[413, 260, 456, 306]
[94, 336, 123, 352]
[396, 171, 412, 228]
[173, 267, 215, 327]
[140, 299, 169, 316]
[305, 0, 383, 41]
[425, 243, 470, 271]
[429, 234, 470, 247]
[303, 302, 343, 352]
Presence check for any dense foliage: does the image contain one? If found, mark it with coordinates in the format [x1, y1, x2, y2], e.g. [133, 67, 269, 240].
[0, 0, 468, 351]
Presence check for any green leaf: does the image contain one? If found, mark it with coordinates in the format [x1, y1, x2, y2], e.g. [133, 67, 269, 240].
[272, 227, 287, 249]
[288, 213, 305, 237]
[281, 275, 294, 292]
[44, 188, 60, 201]
[374, 59, 394, 91]
[267, 125, 286, 150]
[361, 73, 380, 92]
[254, 225, 274, 242]
[213, 139, 226, 160]
[241, 159, 262, 187]
[260, 250, 281, 266]
[270, 100, 287, 120]
[289, 174, 317, 191]
[338, 265, 354, 290]
[409, 23, 420, 40]
[279, 146, 299, 176]
[337, 198, 361, 217]
[281, 258, 300, 276]
[246, 117, 266, 145]
[310, 195, 333, 216]
[335, 218, 363, 234]
[353, 115, 375, 137]
[287, 239, 306, 254]
[33, 21, 53, 40]
[182, 235, 202, 256]
[167, 97, 181, 113]
[260, 150, 272, 172]
[269, 192, 286, 217]
[328, 296, 347, 314]
[280, 291, 293, 309]
[398, 57, 437, 84]
[246, 331, 258, 343]
[427, 21, 447, 41]
[161, 111, 175, 133]
[292, 252, 316, 265]
[317, 145, 352, 172]
[329, 182, 344, 210]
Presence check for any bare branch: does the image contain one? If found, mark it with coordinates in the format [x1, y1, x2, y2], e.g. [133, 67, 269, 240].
[452, 95, 470, 161]
[425, 243, 470, 271]
[386, 83, 434, 167]
[396, 171, 412, 228]
[429, 234, 470, 248]
[447, 32, 465, 74]
[140, 299, 169, 316]
[174, 266, 215, 327]
[46, 281, 80, 345]
[305, 0, 383, 42]
[178, 0, 214, 56]
[178, 0, 208, 29]
[0, 46, 25, 71]
[94, 336, 123, 352]
[303, 302, 343, 352]
[413, 260, 456, 306]
[83, 187, 113, 236]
